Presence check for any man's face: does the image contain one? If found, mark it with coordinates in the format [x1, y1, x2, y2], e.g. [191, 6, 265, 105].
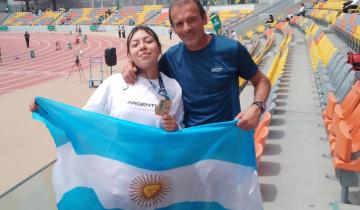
[170, 1, 207, 50]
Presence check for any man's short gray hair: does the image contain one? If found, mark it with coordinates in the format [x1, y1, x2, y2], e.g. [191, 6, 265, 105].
[168, 0, 207, 26]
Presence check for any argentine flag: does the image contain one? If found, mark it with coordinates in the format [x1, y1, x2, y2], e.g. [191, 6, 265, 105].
[33, 97, 263, 210]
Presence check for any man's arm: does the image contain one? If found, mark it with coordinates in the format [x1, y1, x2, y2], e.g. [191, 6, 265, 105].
[122, 54, 169, 84]
[236, 70, 271, 130]
[249, 70, 271, 104]
[122, 60, 138, 85]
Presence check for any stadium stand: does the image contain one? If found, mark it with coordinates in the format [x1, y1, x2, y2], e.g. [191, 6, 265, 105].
[2, 12, 37, 26]
[0, 12, 8, 24]
[104, 5, 162, 25]
[245, 30, 254, 39]
[31, 11, 63, 26]
[333, 13, 360, 53]
[291, 14, 360, 203]
[144, 8, 169, 26]
[314, 0, 346, 11]
[205, 9, 252, 30]
[256, 25, 266, 34]
[244, 19, 293, 171]
[254, 111, 271, 169]
[307, 0, 359, 53]
[325, 82, 360, 154]
[236, 20, 294, 171]
[146, 7, 252, 29]
[254, 112, 271, 147]
[239, 27, 275, 89]
[74, 8, 109, 25]
[54, 8, 110, 25]
[309, 8, 339, 25]
[332, 120, 360, 203]
[294, 11, 360, 112]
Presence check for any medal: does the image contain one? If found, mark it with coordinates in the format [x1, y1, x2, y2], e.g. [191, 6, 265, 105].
[140, 68, 173, 116]
[155, 99, 173, 116]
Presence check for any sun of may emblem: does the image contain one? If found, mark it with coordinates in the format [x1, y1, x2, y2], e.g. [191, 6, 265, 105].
[129, 174, 172, 208]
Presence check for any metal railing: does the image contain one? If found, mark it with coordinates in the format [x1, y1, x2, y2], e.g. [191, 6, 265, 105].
[0, 160, 57, 210]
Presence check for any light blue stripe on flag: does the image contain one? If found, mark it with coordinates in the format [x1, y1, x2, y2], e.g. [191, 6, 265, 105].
[58, 187, 229, 210]
[33, 97, 263, 210]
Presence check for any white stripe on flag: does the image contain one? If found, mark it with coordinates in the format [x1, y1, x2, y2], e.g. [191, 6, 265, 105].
[53, 143, 262, 210]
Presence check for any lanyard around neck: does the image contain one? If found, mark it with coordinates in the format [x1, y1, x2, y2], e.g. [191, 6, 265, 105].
[141, 70, 170, 100]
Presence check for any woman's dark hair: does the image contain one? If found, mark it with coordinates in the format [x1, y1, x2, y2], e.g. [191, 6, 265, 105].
[126, 25, 162, 57]
[168, 0, 207, 27]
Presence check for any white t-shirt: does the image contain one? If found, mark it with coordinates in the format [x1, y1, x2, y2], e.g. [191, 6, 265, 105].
[83, 73, 184, 129]
[350, 0, 360, 5]
[299, 6, 305, 13]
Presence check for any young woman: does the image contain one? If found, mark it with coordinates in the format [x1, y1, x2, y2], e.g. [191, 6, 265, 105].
[30, 26, 184, 131]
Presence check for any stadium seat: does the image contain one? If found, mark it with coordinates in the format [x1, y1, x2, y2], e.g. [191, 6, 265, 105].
[332, 121, 360, 203]
[324, 80, 360, 136]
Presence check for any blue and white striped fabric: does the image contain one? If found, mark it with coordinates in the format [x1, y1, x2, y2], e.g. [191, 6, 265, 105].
[33, 97, 263, 210]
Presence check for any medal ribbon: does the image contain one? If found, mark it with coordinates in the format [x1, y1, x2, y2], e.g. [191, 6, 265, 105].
[142, 70, 171, 100]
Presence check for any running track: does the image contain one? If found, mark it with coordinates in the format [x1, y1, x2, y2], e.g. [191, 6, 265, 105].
[0, 32, 127, 95]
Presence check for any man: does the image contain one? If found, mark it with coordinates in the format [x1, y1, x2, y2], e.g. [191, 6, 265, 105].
[295, 3, 305, 16]
[225, 29, 230, 38]
[123, 0, 270, 129]
[121, 26, 126, 38]
[74, 36, 80, 45]
[24, 31, 30, 48]
[78, 26, 82, 36]
[286, 13, 294, 22]
[118, 25, 121, 38]
[169, 27, 173, 39]
[265, 14, 274, 24]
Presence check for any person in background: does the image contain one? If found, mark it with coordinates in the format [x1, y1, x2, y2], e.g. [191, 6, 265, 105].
[78, 26, 82, 36]
[74, 36, 80, 45]
[121, 26, 126, 38]
[285, 13, 294, 22]
[231, 30, 238, 41]
[29, 26, 184, 132]
[225, 29, 230, 38]
[118, 25, 122, 38]
[343, 0, 359, 13]
[295, 3, 306, 16]
[24, 31, 30, 48]
[169, 27, 173, 40]
[265, 14, 274, 24]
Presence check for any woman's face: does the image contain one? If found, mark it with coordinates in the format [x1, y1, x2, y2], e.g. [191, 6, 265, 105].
[128, 30, 161, 70]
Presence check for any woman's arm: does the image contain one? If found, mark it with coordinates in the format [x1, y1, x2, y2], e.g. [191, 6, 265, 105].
[161, 78, 184, 131]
